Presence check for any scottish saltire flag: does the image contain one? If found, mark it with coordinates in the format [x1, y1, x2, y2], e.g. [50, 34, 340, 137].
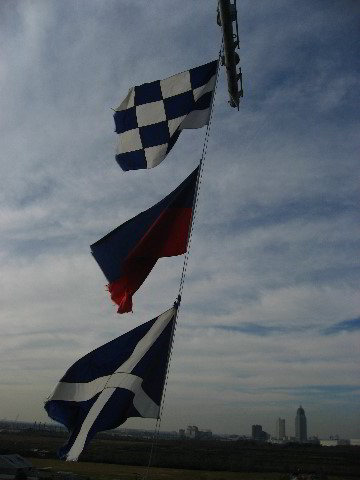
[91, 167, 198, 313]
[114, 60, 217, 171]
[45, 307, 175, 461]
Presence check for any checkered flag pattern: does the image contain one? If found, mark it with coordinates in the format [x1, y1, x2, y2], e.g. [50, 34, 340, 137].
[114, 60, 218, 171]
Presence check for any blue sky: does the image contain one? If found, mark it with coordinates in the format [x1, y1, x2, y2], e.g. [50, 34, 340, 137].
[0, 0, 359, 439]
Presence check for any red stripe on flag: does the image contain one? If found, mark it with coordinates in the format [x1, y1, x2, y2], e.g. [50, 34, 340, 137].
[108, 207, 192, 314]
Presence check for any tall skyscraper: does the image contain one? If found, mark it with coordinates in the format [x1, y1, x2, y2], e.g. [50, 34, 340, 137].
[276, 417, 286, 439]
[295, 405, 307, 442]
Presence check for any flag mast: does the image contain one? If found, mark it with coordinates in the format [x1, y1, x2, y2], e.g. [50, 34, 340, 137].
[217, 0, 243, 109]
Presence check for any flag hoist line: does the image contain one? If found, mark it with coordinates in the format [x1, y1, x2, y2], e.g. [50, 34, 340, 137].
[144, 47, 222, 479]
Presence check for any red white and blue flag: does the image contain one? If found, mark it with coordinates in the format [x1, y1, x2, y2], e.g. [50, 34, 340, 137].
[91, 168, 198, 313]
[45, 308, 175, 461]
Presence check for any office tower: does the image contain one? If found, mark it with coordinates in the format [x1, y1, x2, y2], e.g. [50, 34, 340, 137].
[252, 424, 262, 439]
[252, 424, 268, 441]
[295, 405, 307, 442]
[276, 417, 286, 439]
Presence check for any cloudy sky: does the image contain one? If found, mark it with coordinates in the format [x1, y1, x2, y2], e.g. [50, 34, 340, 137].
[1, 0, 359, 440]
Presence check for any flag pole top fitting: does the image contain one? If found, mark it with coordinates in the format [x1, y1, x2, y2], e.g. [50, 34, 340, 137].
[217, 0, 244, 109]
[174, 295, 181, 309]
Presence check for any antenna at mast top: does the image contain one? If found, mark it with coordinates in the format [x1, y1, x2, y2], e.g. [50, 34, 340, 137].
[217, 0, 243, 109]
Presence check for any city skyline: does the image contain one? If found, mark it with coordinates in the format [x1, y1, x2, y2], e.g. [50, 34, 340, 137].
[0, 405, 354, 441]
[1, 403, 358, 441]
[0, 1, 359, 439]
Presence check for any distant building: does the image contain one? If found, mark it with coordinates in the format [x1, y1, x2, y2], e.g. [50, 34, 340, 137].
[307, 436, 320, 445]
[179, 429, 185, 438]
[251, 424, 268, 441]
[295, 405, 307, 442]
[199, 429, 213, 440]
[276, 417, 286, 440]
[320, 438, 350, 447]
[320, 439, 337, 447]
[252, 424, 262, 439]
[186, 425, 199, 438]
[184, 425, 212, 440]
[350, 438, 360, 446]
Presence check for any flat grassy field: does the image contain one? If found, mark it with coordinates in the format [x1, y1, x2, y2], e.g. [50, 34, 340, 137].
[28, 457, 347, 480]
[1, 431, 358, 479]
[28, 457, 290, 480]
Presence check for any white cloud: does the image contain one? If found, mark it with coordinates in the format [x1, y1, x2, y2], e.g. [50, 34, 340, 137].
[0, 0, 359, 439]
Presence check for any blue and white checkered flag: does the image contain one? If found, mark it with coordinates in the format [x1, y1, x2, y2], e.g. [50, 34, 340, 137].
[114, 60, 218, 171]
[44, 308, 175, 461]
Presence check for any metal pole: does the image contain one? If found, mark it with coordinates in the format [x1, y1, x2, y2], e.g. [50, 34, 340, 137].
[218, 0, 240, 108]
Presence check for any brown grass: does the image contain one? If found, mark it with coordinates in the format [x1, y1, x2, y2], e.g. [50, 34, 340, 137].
[28, 458, 288, 480]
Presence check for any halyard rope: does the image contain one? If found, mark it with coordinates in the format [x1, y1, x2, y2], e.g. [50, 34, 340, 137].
[144, 45, 222, 479]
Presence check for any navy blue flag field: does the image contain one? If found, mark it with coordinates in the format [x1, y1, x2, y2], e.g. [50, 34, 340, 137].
[45, 307, 175, 461]
[114, 60, 217, 171]
[91, 167, 198, 314]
